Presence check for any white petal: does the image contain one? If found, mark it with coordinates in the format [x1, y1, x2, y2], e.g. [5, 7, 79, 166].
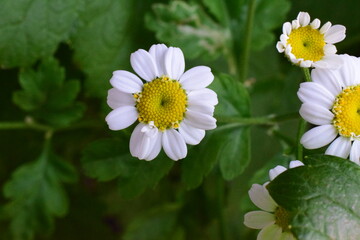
[297, 82, 335, 109]
[184, 111, 217, 130]
[187, 88, 218, 106]
[164, 47, 185, 80]
[291, 20, 300, 29]
[311, 68, 342, 96]
[107, 88, 135, 109]
[129, 123, 161, 160]
[269, 166, 287, 181]
[325, 136, 351, 159]
[144, 131, 162, 161]
[178, 122, 205, 145]
[282, 22, 292, 35]
[110, 70, 143, 93]
[162, 129, 187, 160]
[324, 25, 346, 44]
[130, 49, 158, 81]
[350, 140, 360, 165]
[276, 42, 285, 53]
[149, 44, 168, 76]
[312, 55, 343, 69]
[324, 44, 337, 55]
[289, 160, 304, 168]
[257, 223, 282, 240]
[299, 103, 334, 125]
[301, 125, 338, 149]
[105, 106, 138, 130]
[320, 21, 332, 34]
[248, 184, 277, 212]
[297, 12, 310, 26]
[187, 104, 214, 115]
[300, 60, 313, 68]
[310, 18, 320, 29]
[179, 66, 214, 90]
[337, 54, 360, 86]
[244, 211, 275, 229]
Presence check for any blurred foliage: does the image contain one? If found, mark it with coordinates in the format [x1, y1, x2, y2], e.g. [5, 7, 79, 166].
[0, 0, 360, 239]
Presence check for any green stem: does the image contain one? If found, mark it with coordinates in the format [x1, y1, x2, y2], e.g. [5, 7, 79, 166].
[302, 68, 312, 82]
[296, 67, 312, 160]
[238, 0, 256, 82]
[216, 112, 299, 126]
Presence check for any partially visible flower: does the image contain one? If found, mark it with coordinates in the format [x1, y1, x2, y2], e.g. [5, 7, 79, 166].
[244, 160, 304, 240]
[105, 44, 218, 161]
[298, 54, 360, 164]
[276, 11, 346, 68]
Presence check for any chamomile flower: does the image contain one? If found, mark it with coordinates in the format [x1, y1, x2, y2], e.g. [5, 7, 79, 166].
[276, 11, 346, 68]
[105, 44, 218, 161]
[244, 161, 304, 240]
[298, 54, 360, 164]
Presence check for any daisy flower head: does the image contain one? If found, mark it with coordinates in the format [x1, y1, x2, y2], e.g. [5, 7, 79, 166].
[276, 11, 346, 68]
[244, 160, 304, 240]
[298, 54, 360, 164]
[105, 44, 218, 161]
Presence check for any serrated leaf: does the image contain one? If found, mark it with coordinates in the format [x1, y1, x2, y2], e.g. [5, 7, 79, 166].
[123, 204, 181, 240]
[145, 1, 228, 61]
[13, 57, 85, 127]
[267, 155, 360, 240]
[3, 141, 77, 240]
[70, 0, 135, 97]
[181, 74, 251, 187]
[0, 0, 83, 68]
[81, 138, 174, 198]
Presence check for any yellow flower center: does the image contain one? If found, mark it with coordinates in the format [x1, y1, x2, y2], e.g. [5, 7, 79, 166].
[332, 85, 360, 138]
[287, 26, 325, 62]
[274, 206, 291, 232]
[135, 76, 187, 131]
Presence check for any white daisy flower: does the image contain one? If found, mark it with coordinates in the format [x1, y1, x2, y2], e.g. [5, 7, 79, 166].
[244, 160, 304, 240]
[105, 44, 218, 161]
[276, 11, 346, 68]
[298, 54, 360, 165]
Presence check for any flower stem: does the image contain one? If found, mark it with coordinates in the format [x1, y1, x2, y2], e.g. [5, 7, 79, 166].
[296, 68, 312, 160]
[216, 112, 299, 126]
[238, 0, 256, 82]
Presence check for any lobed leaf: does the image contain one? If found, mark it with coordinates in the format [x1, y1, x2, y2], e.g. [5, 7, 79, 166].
[0, 0, 83, 68]
[13, 57, 85, 127]
[267, 155, 360, 240]
[3, 141, 77, 240]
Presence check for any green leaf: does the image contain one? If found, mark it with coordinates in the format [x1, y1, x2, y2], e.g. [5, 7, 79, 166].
[13, 57, 85, 127]
[81, 138, 174, 198]
[3, 141, 77, 240]
[123, 204, 182, 240]
[0, 0, 83, 68]
[145, 1, 228, 61]
[213, 74, 251, 180]
[202, 0, 228, 24]
[70, 0, 135, 97]
[267, 155, 360, 240]
[181, 74, 251, 187]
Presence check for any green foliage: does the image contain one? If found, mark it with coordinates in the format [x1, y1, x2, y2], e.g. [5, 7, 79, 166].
[268, 155, 360, 240]
[81, 138, 174, 198]
[181, 74, 250, 188]
[70, 0, 136, 97]
[0, 0, 83, 68]
[3, 140, 77, 240]
[123, 204, 183, 240]
[145, 1, 228, 61]
[13, 57, 85, 127]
